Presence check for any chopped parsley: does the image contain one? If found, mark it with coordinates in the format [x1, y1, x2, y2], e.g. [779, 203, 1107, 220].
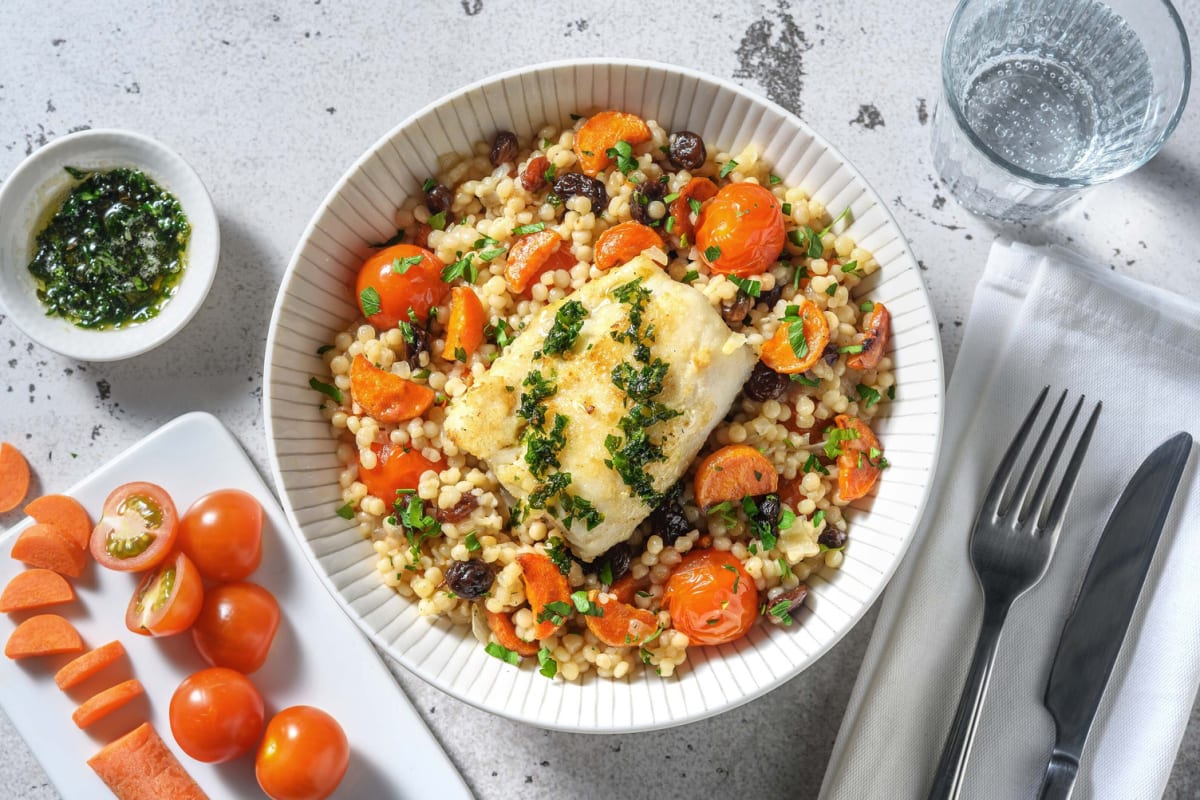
[517, 370, 557, 427]
[778, 558, 794, 579]
[464, 531, 481, 552]
[840, 260, 861, 275]
[545, 536, 572, 576]
[688, 197, 702, 215]
[541, 299, 588, 356]
[728, 275, 761, 297]
[838, 344, 864, 354]
[825, 283, 838, 297]
[359, 286, 382, 317]
[823, 427, 860, 459]
[428, 211, 447, 231]
[792, 263, 808, 291]
[857, 384, 881, 408]
[392, 255, 423, 274]
[722, 563, 741, 594]
[813, 509, 827, 528]
[664, 215, 675, 233]
[887, 385, 896, 400]
[790, 373, 820, 387]
[821, 206, 853, 235]
[570, 590, 604, 617]
[479, 246, 506, 262]
[441, 253, 477, 284]
[682, 270, 699, 283]
[718, 159, 738, 178]
[803, 453, 830, 475]
[309, 377, 342, 404]
[605, 140, 638, 176]
[788, 226, 824, 258]
[454, 346, 467, 363]
[513, 222, 546, 236]
[524, 413, 569, 477]
[707, 500, 737, 526]
[422, 177, 436, 192]
[599, 559, 614, 586]
[781, 304, 809, 360]
[485, 642, 521, 665]
[768, 599, 794, 626]
[663, 192, 680, 203]
[486, 318, 515, 348]
[860, 300, 875, 313]
[704, 245, 722, 263]
[769, 174, 782, 185]
[537, 600, 573, 627]
[335, 503, 355, 520]
[394, 493, 442, 562]
[316, 344, 334, 355]
[782, 202, 793, 215]
[537, 647, 558, 678]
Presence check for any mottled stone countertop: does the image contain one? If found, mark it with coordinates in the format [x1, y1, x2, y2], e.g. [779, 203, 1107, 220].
[2, 2, 1199, 798]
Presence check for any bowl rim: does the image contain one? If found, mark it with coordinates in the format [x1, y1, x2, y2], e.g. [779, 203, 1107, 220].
[263, 57, 946, 732]
[0, 127, 220, 362]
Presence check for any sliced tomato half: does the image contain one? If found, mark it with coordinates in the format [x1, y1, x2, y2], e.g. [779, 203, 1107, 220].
[90, 481, 179, 572]
[125, 550, 204, 637]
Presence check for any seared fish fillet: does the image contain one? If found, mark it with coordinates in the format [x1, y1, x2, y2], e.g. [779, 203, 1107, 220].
[443, 256, 755, 560]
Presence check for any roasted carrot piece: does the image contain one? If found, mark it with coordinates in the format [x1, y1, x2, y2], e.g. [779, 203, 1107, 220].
[504, 229, 574, 294]
[24, 494, 91, 550]
[835, 415, 884, 502]
[593, 221, 665, 271]
[608, 572, 649, 605]
[5, 613, 84, 659]
[846, 302, 891, 371]
[759, 299, 830, 375]
[0, 443, 31, 513]
[0, 568, 75, 613]
[441, 287, 486, 361]
[485, 609, 539, 657]
[11, 523, 88, 578]
[88, 722, 208, 800]
[584, 591, 660, 648]
[72, 678, 144, 728]
[693, 444, 779, 510]
[55, 640, 127, 690]
[573, 110, 652, 177]
[516, 552, 573, 639]
[668, 177, 719, 248]
[349, 354, 435, 424]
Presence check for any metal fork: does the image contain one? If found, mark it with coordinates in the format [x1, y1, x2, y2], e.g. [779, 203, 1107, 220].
[926, 387, 1102, 800]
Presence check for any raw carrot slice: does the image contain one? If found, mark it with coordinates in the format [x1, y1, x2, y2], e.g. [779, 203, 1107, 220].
[24, 494, 91, 549]
[0, 568, 75, 613]
[485, 609, 539, 657]
[349, 354, 435, 423]
[846, 302, 891, 371]
[668, 177, 719, 248]
[0, 443, 31, 513]
[441, 286, 486, 361]
[504, 229, 574, 294]
[72, 678, 144, 728]
[693, 444, 779, 510]
[573, 110, 652, 177]
[5, 613, 84, 659]
[87, 722, 208, 800]
[55, 640, 126, 690]
[593, 221, 664, 271]
[759, 299, 830, 374]
[584, 591, 660, 647]
[11, 523, 88, 578]
[834, 415, 884, 502]
[516, 552, 573, 639]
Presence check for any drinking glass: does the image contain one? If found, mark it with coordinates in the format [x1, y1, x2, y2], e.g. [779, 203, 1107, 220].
[932, 0, 1191, 221]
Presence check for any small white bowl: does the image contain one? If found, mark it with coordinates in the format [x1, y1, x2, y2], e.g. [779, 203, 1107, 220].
[0, 129, 219, 361]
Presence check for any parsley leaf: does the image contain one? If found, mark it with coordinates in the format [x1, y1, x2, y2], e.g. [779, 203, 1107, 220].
[681, 270, 699, 283]
[782, 304, 809, 361]
[392, 255, 423, 274]
[604, 140, 638, 176]
[718, 159, 738, 178]
[537, 647, 558, 678]
[728, 275, 761, 297]
[309, 377, 342, 404]
[542, 299, 588, 356]
[464, 532, 481, 551]
[790, 373, 820, 387]
[422, 177, 436, 192]
[335, 503, 354, 520]
[428, 211, 447, 231]
[513, 222, 546, 236]
[856, 384, 881, 408]
[570, 590, 604, 617]
[485, 641, 521, 665]
[704, 245, 722, 263]
[860, 300, 875, 313]
[545, 536, 572, 576]
[441, 252, 478, 284]
[359, 286, 382, 317]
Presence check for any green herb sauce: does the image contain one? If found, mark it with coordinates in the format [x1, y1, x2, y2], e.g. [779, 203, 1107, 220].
[28, 167, 190, 329]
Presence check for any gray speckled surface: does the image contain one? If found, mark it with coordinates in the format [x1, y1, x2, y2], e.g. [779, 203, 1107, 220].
[2, 2, 1199, 798]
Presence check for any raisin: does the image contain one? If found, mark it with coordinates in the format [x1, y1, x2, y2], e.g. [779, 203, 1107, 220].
[649, 487, 692, 547]
[756, 494, 781, 528]
[434, 494, 479, 523]
[668, 131, 707, 171]
[630, 180, 666, 225]
[721, 293, 754, 327]
[760, 283, 784, 309]
[552, 172, 608, 213]
[775, 583, 809, 615]
[444, 559, 495, 599]
[823, 343, 840, 365]
[490, 131, 519, 166]
[601, 542, 631, 584]
[424, 183, 453, 215]
[520, 155, 551, 192]
[744, 361, 789, 401]
[818, 528, 848, 550]
[403, 325, 430, 369]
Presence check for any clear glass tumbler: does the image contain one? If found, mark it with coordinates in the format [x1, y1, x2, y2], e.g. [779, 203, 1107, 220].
[932, 0, 1191, 221]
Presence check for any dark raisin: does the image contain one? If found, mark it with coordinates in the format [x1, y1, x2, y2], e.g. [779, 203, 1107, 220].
[744, 361, 789, 401]
[668, 130, 707, 171]
[775, 583, 809, 615]
[823, 343, 840, 365]
[602, 542, 631, 584]
[490, 130, 519, 166]
[520, 155, 551, 192]
[444, 559, 495, 599]
[424, 183, 453, 215]
[756, 494, 782, 528]
[759, 283, 784, 309]
[434, 493, 479, 523]
[630, 180, 665, 225]
[403, 325, 430, 369]
[649, 489, 692, 547]
[818, 528, 848, 550]
[552, 172, 608, 213]
[721, 294, 754, 327]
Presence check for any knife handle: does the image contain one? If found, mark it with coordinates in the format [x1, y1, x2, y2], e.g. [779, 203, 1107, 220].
[1037, 750, 1079, 800]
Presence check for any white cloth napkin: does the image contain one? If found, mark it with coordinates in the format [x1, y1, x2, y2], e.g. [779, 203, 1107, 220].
[819, 240, 1200, 800]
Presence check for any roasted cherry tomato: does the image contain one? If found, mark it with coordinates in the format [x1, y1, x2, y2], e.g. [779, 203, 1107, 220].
[177, 489, 264, 582]
[695, 182, 786, 277]
[169, 667, 265, 764]
[191, 582, 281, 674]
[354, 243, 448, 328]
[256, 706, 350, 800]
[358, 443, 445, 504]
[90, 481, 179, 572]
[663, 549, 758, 646]
[125, 550, 205, 637]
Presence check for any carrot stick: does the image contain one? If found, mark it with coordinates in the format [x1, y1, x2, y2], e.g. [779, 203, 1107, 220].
[24, 494, 91, 549]
[0, 442, 31, 513]
[0, 568, 75, 613]
[5, 613, 84, 659]
[10, 523, 87, 578]
[72, 678, 144, 728]
[55, 640, 126, 690]
[87, 722, 209, 800]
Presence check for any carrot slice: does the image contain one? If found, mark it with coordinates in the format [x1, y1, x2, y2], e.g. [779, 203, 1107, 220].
[0, 568, 75, 613]
[573, 111, 652, 177]
[835, 415, 884, 502]
[760, 299, 830, 374]
[608, 572, 649, 605]
[72, 678, 144, 728]
[693, 444, 779, 510]
[504, 229, 573, 294]
[846, 302, 891, 371]
[485, 609, 539, 657]
[0, 443, 31, 513]
[516, 552, 573, 639]
[88, 722, 208, 800]
[11, 523, 88, 578]
[24, 494, 91, 549]
[55, 640, 127, 690]
[584, 591, 660, 647]
[5, 613, 84, 659]
[349, 354, 435, 423]
[668, 177, 719, 248]
[441, 286, 486, 361]
[593, 221, 664, 271]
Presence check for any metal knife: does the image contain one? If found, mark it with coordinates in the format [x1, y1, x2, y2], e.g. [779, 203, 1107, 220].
[1037, 431, 1193, 800]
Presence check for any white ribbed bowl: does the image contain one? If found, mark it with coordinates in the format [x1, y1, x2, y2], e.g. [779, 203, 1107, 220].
[264, 60, 944, 732]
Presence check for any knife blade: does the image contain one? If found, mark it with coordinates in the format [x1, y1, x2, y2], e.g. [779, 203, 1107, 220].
[1037, 431, 1193, 800]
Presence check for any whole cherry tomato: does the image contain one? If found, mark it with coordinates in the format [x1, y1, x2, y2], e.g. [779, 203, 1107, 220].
[191, 582, 281, 674]
[695, 182, 786, 277]
[169, 667, 265, 764]
[354, 243, 448, 327]
[256, 706, 350, 800]
[125, 549, 205, 637]
[358, 443, 445, 504]
[177, 489, 264, 582]
[90, 482, 178, 572]
[663, 549, 758, 645]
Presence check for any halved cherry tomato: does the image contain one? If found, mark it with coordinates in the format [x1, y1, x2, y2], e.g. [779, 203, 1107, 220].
[759, 299, 830, 374]
[358, 444, 446, 504]
[256, 706, 349, 800]
[695, 182, 786, 277]
[169, 667, 265, 764]
[90, 482, 179, 572]
[846, 302, 891, 371]
[125, 550, 204, 637]
[663, 549, 758, 646]
[834, 414, 884, 502]
[355, 243, 448, 327]
[573, 111, 652, 177]
[668, 177, 719, 249]
[177, 489, 263, 582]
[191, 582, 281, 674]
